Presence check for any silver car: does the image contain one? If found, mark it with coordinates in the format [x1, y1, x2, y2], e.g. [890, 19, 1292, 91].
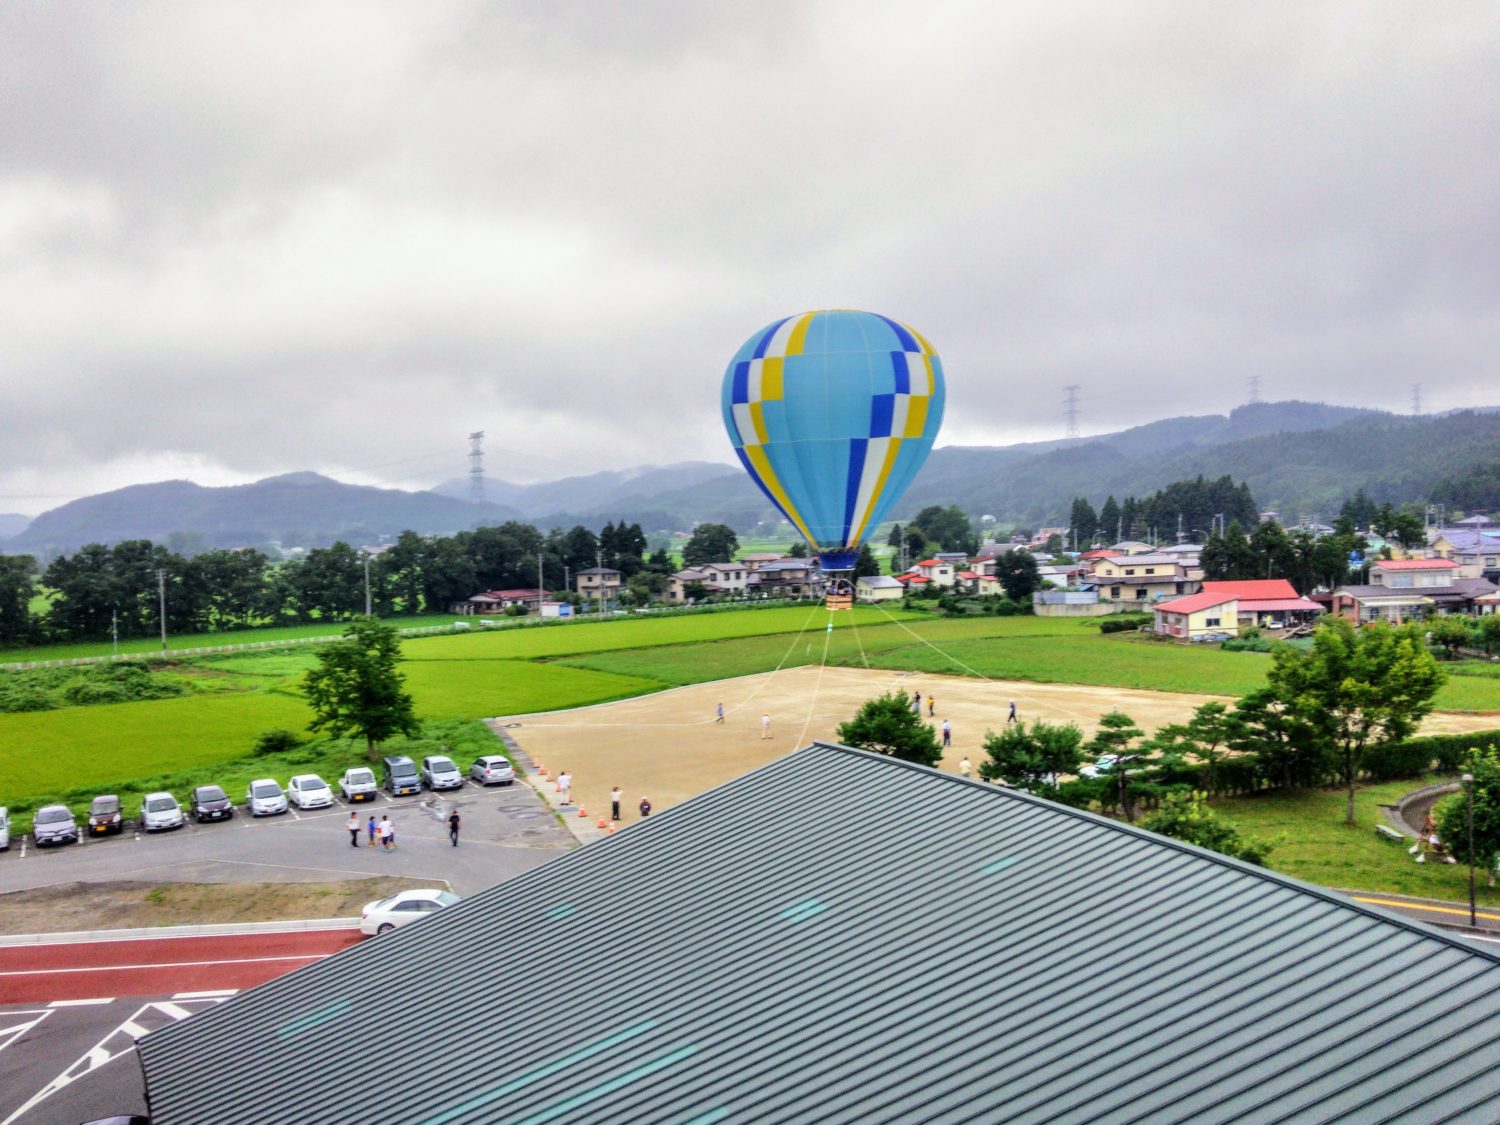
[33, 804, 79, 846]
[468, 755, 515, 786]
[140, 791, 185, 832]
[247, 778, 289, 816]
[421, 755, 463, 791]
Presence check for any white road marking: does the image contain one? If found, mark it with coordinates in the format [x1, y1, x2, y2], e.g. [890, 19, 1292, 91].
[47, 998, 115, 1007]
[0, 952, 332, 977]
[172, 988, 239, 998]
[0, 1010, 52, 1058]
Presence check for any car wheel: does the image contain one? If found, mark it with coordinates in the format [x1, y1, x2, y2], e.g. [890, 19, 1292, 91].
[377, 923, 394, 935]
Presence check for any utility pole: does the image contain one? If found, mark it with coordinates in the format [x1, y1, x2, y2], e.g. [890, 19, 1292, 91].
[363, 553, 372, 617]
[157, 568, 168, 657]
[596, 550, 605, 617]
[1176, 513, 1184, 543]
[537, 550, 545, 615]
[112, 609, 119, 658]
[1464, 773, 1476, 927]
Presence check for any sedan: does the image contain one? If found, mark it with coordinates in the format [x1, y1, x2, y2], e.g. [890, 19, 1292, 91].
[247, 779, 289, 816]
[190, 784, 235, 823]
[359, 889, 462, 936]
[88, 794, 126, 836]
[141, 791, 185, 832]
[469, 755, 515, 786]
[421, 755, 463, 791]
[287, 774, 334, 810]
[33, 804, 80, 846]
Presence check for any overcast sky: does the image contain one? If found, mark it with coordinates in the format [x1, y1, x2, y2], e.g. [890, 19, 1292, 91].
[3, 2, 1498, 516]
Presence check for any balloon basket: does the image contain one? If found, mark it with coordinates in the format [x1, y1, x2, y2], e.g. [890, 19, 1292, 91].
[824, 575, 855, 612]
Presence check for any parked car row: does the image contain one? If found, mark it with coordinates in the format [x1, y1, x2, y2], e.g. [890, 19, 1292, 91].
[7, 753, 515, 849]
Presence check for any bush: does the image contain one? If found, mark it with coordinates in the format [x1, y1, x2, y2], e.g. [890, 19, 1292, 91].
[1098, 614, 1151, 634]
[1362, 740, 1435, 781]
[1221, 637, 1273, 653]
[0, 683, 57, 712]
[253, 729, 303, 756]
[1140, 790, 1274, 866]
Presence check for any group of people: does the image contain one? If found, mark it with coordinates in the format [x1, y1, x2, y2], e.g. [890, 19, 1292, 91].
[344, 808, 465, 849]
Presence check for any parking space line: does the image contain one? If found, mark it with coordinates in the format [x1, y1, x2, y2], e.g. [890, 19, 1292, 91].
[47, 998, 115, 1007]
[172, 989, 239, 999]
[1, 953, 330, 977]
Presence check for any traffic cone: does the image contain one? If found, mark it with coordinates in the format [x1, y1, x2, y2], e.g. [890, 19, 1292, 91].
[597, 817, 608, 828]
[578, 805, 588, 818]
[534, 762, 545, 776]
[606, 822, 616, 834]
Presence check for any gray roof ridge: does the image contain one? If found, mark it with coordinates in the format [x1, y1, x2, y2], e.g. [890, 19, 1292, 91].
[807, 740, 1500, 964]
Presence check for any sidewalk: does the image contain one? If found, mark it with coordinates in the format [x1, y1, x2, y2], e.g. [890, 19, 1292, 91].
[486, 721, 612, 846]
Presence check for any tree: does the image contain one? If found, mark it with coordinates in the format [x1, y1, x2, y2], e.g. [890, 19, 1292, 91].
[682, 523, 739, 567]
[1428, 617, 1473, 661]
[1268, 618, 1444, 824]
[1230, 687, 1328, 790]
[1478, 615, 1500, 656]
[886, 523, 904, 549]
[1098, 496, 1121, 544]
[979, 719, 1083, 792]
[303, 618, 420, 756]
[1140, 791, 1273, 866]
[1087, 710, 1147, 821]
[837, 691, 943, 767]
[0, 554, 38, 645]
[998, 549, 1041, 602]
[911, 505, 977, 554]
[1155, 701, 1238, 793]
[381, 531, 428, 614]
[1436, 747, 1500, 886]
[1069, 497, 1098, 546]
[852, 544, 881, 579]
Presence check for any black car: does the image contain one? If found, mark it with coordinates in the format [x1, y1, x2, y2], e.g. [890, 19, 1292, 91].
[88, 794, 125, 836]
[190, 784, 235, 823]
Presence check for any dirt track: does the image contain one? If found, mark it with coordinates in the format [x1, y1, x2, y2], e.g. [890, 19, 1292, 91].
[498, 667, 1500, 826]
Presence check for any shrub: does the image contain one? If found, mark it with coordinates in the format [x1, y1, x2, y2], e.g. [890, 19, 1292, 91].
[1098, 614, 1151, 634]
[1221, 637, 1273, 653]
[0, 683, 57, 712]
[63, 681, 132, 705]
[1362, 740, 1435, 781]
[253, 729, 303, 756]
[1367, 731, 1500, 778]
[1141, 790, 1274, 866]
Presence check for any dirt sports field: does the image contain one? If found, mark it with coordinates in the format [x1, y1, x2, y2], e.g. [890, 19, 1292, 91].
[499, 667, 1500, 827]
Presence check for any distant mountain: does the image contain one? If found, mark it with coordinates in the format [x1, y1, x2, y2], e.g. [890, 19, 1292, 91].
[0, 513, 30, 543]
[8, 473, 521, 556]
[432, 461, 742, 516]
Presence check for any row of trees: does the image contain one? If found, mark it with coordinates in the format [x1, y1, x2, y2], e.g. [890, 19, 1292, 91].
[1198, 516, 1366, 591]
[886, 505, 981, 563]
[1069, 476, 1260, 548]
[0, 517, 668, 645]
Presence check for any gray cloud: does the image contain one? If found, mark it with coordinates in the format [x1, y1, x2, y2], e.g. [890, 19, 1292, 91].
[2, 2, 1498, 514]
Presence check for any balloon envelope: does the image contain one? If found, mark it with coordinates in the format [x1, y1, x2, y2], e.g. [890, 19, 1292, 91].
[722, 310, 945, 571]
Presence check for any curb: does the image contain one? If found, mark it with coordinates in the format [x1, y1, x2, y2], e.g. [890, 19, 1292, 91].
[1380, 779, 1464, 837]
[0, 915, 361, 947]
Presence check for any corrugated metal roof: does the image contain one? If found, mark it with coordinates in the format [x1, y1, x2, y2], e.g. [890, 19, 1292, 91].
[136, 744, 1500, 1124]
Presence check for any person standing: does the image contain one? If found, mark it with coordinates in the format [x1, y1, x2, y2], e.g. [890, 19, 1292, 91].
[346, 812, 360, 848]
[761, 713, 771, 740]
[716, 702, 725, 724]
[379, 815, 393, 850]
[610, 786, 623, 822]
[639, 796, 652, 818]
[942, 718, 952, 748]
[557, 770, 573, 804]
[1007, 700, 1017, 724]
[959, 756, 972, 780]
[366, 814, 378, 847]
[448, 809, 461, 847]
[912, 690, 922, 713]
[928, 695, 936, 717]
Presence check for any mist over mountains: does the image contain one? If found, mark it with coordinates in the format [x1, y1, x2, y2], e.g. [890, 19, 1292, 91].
[6, 401, 1499, 557]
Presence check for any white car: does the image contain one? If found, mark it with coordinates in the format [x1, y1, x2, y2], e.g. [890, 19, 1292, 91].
[469, 755, 515, 786]
[247, 778, 289, 816]
[287, 773, 334, 810]
[140, 791, 185, 832]
[1079, 754, 1119, 779]
[0, 807, 9, 850]
[421, 755, 463, 791]
[339, 767, 378, 803]
[359, 889, 462, 936]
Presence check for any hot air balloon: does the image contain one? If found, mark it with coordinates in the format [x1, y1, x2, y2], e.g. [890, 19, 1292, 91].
[722, 309, 946, 608]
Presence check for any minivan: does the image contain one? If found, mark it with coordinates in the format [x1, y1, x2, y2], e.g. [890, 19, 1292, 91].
[382, 755, 421, 796]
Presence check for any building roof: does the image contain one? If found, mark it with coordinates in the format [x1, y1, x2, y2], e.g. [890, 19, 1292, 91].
[915, 558, 946, 568]
[1200, 579, 1301, 601]
[1154, 591, 1238, 614]
[481, 588, 547, 599]
[856, 574, 904, 588]
[1079, 548, 1123, 559]
[1373, 558, 1460, 571]
[1092, 553, 1182, 567]
[136, 743, 1500, 1124]
[576, 567, 621, 576]
[1243, 597, 1324, 613]
[1336, 578, 1500, 604]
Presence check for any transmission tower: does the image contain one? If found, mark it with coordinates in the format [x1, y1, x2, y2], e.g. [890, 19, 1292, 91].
[1248, 375, 1262, 405]
[468, 431, 486, 504]
[1411, 384, 1422, 416]
[1063, 385, 1081, 439]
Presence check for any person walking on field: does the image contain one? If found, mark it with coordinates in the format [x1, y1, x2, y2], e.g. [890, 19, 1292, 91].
[1007, 700, 1017, 724]
[942, 718, 952, 748]
[639, 796, 652, 818]
[346, 813, 360, 848]
[959, 756, 972, 780]
[448, 809, 461, 847]
[366, 814, 378, 847]
[761, 713, 772, 740]
[716, 702, 725, 724]
[557, 770, 573, 804]
[928, 695, 936, 717]
[912, 690, 922, 713]
[611, 786, 623, 822]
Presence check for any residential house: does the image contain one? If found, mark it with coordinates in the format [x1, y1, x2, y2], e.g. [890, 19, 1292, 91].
[911, 558, 956, 587]
[1153, 591, 1241, 640]
[1087, 553, 1198, 604]
[746, 558, 824, 599]
[452, 588, 549, 615]
[1327, 575, 1500, 622]
[667, 561, 750, 603]
[1109, 540, 1157, 556]
[933, 551, 970, 568]
[855, 574, 905, 602]
[1197, 580, 1323, 628]
[576, 567, 623, 601]
[1429, 530, 1500, 580]
[738, 552, 786, 570]
[1369, 558, 1460, 587]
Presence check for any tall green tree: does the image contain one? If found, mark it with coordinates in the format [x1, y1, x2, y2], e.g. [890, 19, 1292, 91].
[910, 505, 977, 554]
[1268, 618, 1444, 824]
[998, 548, 1041, 602]
[303, 618, 420, 756]
[1087, 710, 1147, 821]
[1068, 497, 1098, 546]
[1436, 747, 1500, 885]
[979, 719, 1084, 792]
[837, 691, 943, 767]
[1098, 497, 1121, 543]
[0, 554, 38, 645]
[682, 523, 740, 567]
[1230, 687, 1328, 790]
[852, 544, 881, 579]
[1154, 701, 1237, 792]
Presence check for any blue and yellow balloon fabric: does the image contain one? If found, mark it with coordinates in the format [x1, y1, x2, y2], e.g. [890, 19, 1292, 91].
[722, 310, 945, 571]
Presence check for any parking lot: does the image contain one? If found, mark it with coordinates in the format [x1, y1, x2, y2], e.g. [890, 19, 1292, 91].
[0, 777, 576, 905]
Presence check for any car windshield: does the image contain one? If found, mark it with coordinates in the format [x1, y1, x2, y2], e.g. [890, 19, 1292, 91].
[198, 787, 226, 802]
[92, 797, 120, 813]
[435, 892, 461, 906]
[252, 783, 281, 798]
[303, 776, 326, 789]
[36, 808, 70, 823]
[429, 758, 455, 772]
[347, 770, 373, 784]
[147, 797, 176, 812]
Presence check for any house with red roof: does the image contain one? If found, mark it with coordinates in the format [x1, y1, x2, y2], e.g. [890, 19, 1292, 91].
[454, 588, 550, 614]
[1153, 579, 1323, 640]
[1152, 590, 1240, 640]
[911, 558, 955, 587]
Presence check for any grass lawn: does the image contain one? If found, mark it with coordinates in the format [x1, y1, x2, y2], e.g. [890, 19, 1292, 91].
[1212, 777, 1500, 907]
[402, 660, 666, 720]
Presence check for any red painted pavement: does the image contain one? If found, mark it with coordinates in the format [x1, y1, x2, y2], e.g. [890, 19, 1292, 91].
[0, 929, 364, 1003]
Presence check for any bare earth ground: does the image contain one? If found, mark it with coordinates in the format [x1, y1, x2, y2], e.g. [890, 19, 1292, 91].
[499, 667, 1500, 827]
[0, 877, 428, 934]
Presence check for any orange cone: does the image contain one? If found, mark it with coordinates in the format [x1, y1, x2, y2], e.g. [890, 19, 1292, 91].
[606, 822, 616, 834]
[597, 817, 608, 828]
[578, 805, 588, 818]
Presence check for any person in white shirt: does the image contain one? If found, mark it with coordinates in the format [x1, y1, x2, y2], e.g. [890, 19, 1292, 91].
[557, 771, 572, 804]
[959, 757, 972, 779]
[761, 713, 771, 740]
[610, 786, 623, 821]
[345, 813, 360, 848]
